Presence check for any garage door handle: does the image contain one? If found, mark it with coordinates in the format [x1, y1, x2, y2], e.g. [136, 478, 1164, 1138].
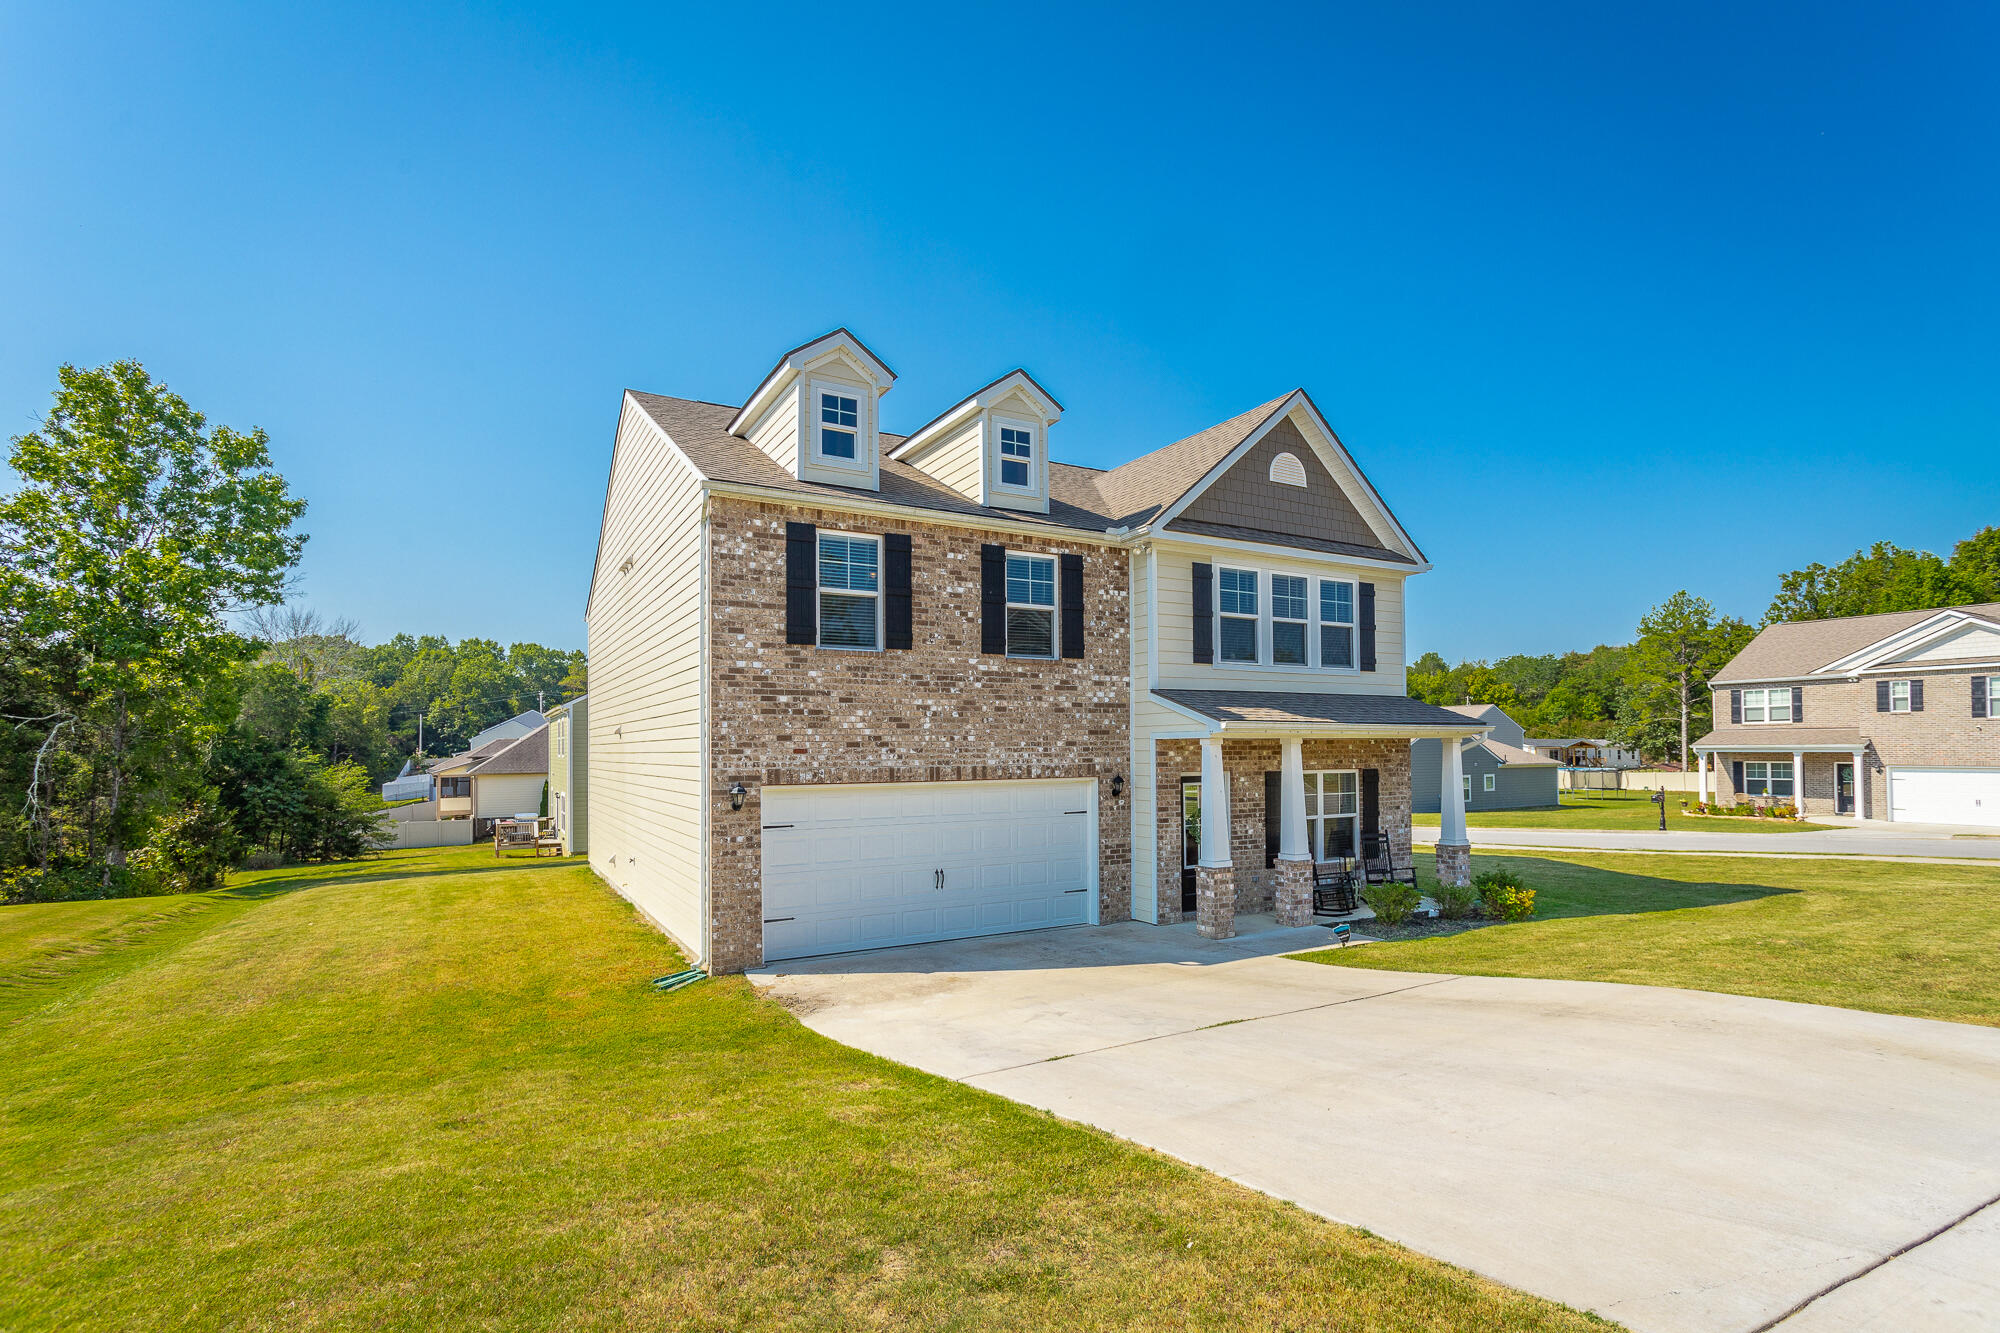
[1064, 809, 1087, 815]
[762, 823, 794, 830]
[1064, 888, 1086, 894]
[763, 916, 795, 924]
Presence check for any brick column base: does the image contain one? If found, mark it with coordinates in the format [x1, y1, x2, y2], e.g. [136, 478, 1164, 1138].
[1196, 865, 1236, 940]
[1435, 842, 1471, 890]
[1274, 857, 1313, 927]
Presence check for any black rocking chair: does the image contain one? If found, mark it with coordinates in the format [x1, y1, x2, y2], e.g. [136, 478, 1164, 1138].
[1312, 859, 1359, 916]
[1362, 834, 1419, 891]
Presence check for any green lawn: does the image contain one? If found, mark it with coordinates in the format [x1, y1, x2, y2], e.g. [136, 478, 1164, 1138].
[1302, 851, 2000, 1026]
[1412, 788, 1833, 833]
[0, 846, 1606, 1332]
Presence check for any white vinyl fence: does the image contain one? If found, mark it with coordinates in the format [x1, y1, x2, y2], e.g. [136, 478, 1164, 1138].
[378, 819, 475, 850]
[1560, 769, 1701, 793]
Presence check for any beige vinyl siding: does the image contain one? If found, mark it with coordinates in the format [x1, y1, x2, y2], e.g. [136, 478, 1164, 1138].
[1895, 623, 2000, 664]
[474, 774, 548, 820]
[746, 383, 800, 474]
[586, 397, 709, 960]
[1149, 539, 1408, 694]
[912, 417, 985, 502]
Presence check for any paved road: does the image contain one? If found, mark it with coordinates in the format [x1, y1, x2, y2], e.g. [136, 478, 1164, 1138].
[1425, 825, 2000, 860]
[754, 924, 2000, 1333]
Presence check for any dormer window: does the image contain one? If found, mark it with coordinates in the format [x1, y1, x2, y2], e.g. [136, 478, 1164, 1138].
[999, 426, 1034, 488]
[819, 392, 860, 460]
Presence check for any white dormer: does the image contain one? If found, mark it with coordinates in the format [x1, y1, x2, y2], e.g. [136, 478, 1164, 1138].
[727, 328, 895, 491]
[890, 370, 1063, 515]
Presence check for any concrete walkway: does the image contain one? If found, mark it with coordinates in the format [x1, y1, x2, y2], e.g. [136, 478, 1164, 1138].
[752, 923, 2000, 1333]
[1429, 824, 2000, 860]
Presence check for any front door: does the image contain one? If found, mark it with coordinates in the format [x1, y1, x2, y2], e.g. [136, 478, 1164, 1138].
[1836, 763, 1855, 815]
[1180, 777, 1200, 913]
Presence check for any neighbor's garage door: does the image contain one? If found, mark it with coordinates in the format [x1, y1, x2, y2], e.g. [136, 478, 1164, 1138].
[761, 779, 1096, 962]
[1887, 768, 2000, 827]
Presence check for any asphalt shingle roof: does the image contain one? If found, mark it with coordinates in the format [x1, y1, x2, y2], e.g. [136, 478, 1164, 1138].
[1712, 602, 2000, 683]
[472, 724, 549, 776]
[1693, 726, 1871, 750]
[1156, 689, 1490, 730]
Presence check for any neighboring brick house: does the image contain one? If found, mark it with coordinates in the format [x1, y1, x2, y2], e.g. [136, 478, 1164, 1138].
[583, 329, 1487, 973]
[1692, 603, 2000, 825]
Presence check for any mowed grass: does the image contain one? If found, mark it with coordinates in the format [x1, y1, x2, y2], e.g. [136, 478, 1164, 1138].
[1303, 851, 2000, 1026]
[0, 846, 1608, 1332]
[1412, 788, 1833, 832]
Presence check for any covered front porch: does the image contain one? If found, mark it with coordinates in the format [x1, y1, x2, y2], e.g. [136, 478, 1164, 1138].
[1692, 727, 1874, 818]
[1151, 690, 1489, 940]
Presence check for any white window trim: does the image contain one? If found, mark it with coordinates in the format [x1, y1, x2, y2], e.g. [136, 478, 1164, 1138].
[810, 379, 870, 472]
[1304, 769, 1360, 862]
[1742, 760, 1796, 798]
[1483, 772, 1496, 792]
[992, 414, 1042, 497]
[1889, 679, 1912, 713]
[816, 529, 883, 652]
[1004, 548, 1058, 659]
[1207, 560, 1361, 674]
[1741, 686, 1793, 725]
[1216, 565, 1260, 664]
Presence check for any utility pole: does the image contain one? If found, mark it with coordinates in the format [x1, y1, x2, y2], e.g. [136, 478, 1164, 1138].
[417, 713, 424, 756]
[538, 688, 545, 713]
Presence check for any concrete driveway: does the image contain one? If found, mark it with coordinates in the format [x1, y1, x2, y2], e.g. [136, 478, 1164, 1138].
[752, 923, 2000, 1333]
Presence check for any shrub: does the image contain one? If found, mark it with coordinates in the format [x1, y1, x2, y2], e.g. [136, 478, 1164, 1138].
[0, 865, 129, 905]
[1365, 879, 1422, 926]
[1769, 803, 1798, 820]
[1473, 867, 1537, 922]
[132, 797, 239, 894]
[240, 847, 284, 871]
[1432, 877, 1479, 920]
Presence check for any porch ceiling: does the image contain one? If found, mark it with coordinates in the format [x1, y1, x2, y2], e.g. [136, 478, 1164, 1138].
[1153, 688, 1491, 739]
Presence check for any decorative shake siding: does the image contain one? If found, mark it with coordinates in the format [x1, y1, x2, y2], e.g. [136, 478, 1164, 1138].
[584, 398, 709, 957]
[703, 494, 1132, 973]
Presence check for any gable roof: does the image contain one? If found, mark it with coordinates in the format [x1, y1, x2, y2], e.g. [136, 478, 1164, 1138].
[471, 724, 549, 777]
[726, 328, 896, 436]
[1712, 602, 2000, 683]
[1094, 393, 1294, 529]
[892, 368, 1065, 458]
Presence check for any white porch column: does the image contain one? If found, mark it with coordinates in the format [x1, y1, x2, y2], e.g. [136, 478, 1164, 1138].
[1196, 737, 1236, 939]
[1852, 749, 1867, 819]
[1697, 750, 1710, 803]
[1439, 737, 1469, 846]
[1278, 737, 1308, 861]
[1791, 750, 1805, 813]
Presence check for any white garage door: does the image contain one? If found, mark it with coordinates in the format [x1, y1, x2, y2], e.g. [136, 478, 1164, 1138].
[760, 779, 1096, 962]
[1887, 768, 2000, 827]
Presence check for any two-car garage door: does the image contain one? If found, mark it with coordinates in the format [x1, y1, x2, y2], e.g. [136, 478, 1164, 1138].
[761, 779, 1097, 962]
[1887, 768, 2000, 827]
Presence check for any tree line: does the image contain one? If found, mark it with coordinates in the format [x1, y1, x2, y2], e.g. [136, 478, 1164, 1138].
[1, 362, 581, 903]
[1412, 525, 2000, 766]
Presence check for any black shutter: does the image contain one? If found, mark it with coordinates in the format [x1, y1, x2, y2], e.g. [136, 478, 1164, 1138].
[1791, 685, 1803, 723]
[1729, 689, 1742, 724]
[980, 544, 1006, 655]
[1359, 583, 1377, 672]
[1911, 679, 1924, 712]
[785, 522, 817, 645]
[1263, 771, 1281, 869]
[1876, 680, 1891, 712]
[1361, 768, 1380, 847]
[1059, 553, 1084, 660]
[884, 533, 912, 650]
[1192, 562, 1214, 664]
[1732, 760, 1745, 793]
[1975, 676, 1989, 719]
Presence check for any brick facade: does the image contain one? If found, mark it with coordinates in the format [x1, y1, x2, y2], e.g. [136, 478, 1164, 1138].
[1707, 672, 1999, 818]
[705, 495, 1132, 972]
[1153, 736, 1412, 925]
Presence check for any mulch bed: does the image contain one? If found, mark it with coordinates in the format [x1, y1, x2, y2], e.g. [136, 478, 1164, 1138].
[1345, 913, 1502, 943]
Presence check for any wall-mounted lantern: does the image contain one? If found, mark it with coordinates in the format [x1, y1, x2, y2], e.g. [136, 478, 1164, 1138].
[729, 782, 748, 812]
[1111, 774, 1126, 799]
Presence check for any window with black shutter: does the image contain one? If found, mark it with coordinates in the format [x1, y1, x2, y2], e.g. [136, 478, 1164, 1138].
[1192, 562, 1213, 664]
[1059, 553, 1084, 660]
[1358, 583, 1377, 672]
[979, 544, 1006, 655]
[1975, 675, 1990, 719]
[884, 533, 912, 650]
[784, 522, 817, 645]
[1263, 771, 1280, 868]
[1730, 689, 1742, 724]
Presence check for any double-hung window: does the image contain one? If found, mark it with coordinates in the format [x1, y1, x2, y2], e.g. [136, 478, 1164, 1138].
[1742, 687, 1791, 723]
[1889, 680, 1912, 713]
[1483, 772, 1496, 792]
[1271, 575, 1309, 665]
[998, 425, 1034, 489]
[818, 391, 860, 461]
[1306, 771, 1359, 860]
[1742, 761, 1794, 797]
[1005, 552, 1056, 658]
[1319, 579, 1355, 669]
[817, 533, 879, 649]
[1217, 568, 1259, 663]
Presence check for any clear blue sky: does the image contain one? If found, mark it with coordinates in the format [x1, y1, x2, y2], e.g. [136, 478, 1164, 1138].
[4, 2, 1995, 659]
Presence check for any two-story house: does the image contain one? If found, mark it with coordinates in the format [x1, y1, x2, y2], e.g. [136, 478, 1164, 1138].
[1692, 603, 2000, 824]
[583, 330, 1488, 974]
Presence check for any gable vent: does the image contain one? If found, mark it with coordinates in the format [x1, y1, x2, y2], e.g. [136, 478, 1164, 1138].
[1268, 451, 1308, 488]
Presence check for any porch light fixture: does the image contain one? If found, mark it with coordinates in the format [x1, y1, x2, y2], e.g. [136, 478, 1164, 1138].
[1111, 774, 1126, 799]
[729, 783, 747, 812]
